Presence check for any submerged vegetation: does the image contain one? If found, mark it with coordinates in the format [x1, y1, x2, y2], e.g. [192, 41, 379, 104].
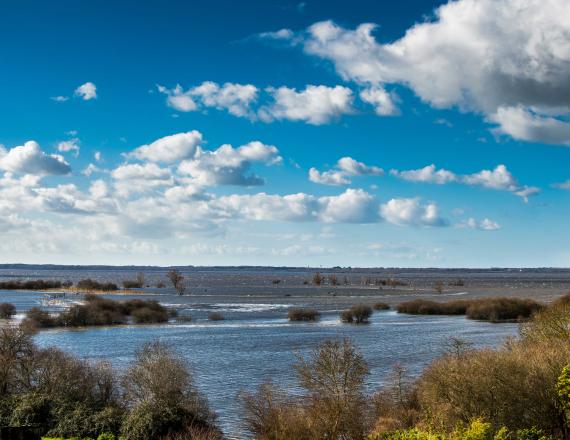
[288, 308, 321, 322]
[23, 295, 170, 329]
[396, 297, 543, 322]
[341, 304, 373, 324]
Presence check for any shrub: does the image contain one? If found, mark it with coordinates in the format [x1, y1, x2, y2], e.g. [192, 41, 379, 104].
[313, 272, 323, 286]
[396, 298, 542, 322]
[341, 304, 373, 324]
[288, 308, 320, 322]
[0, 303, 16, 319]
[373, 302, 390, 311]
[0, 279, 64, 290]
[24, 297, 169, 329]
[465, 298, 543, 322]
[121, 342, 216, 440]
[242, 338, 370, 440]
[208, 312, 224, 321]
[77, 279, 118, 292]
[131, 307, 168, 324]
[122, 280, 143, 289]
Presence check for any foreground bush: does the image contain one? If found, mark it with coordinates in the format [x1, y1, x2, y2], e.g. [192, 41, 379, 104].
[242, 338, 370, 440]
[396, 298, 543, 322]
[23, 296, 169, 329]
[341, 304, 373, 324]
[0, 302, 16, 319]
[0, 327, 220, 439]
[288, 308, 320, 322]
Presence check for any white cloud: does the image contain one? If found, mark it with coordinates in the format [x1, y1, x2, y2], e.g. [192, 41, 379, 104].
[51, 96, 69, 102]
[553, 180, 570, 190]
[309, 156, 383, 186]
[319, 188, 378, 223]
[128, 131, 202, 163]
[359, 86, 399, 116]
[158, 82, 258, 117]
[0, 141, 71, 175]
[490, 106, 570, 145]
[461, 217, 501, 231]
[380, 198, 447, 227]
[296, 0, 570, 145]
[177, 141, 281, 187]
[392, 163, 539, 201]
[258, 28, 295, 41]
[111, 163, 174, 196]
[74, 82, 97, 100]
[462, 164, 539, 201]
[390, 164, 457, 184]
[56, 138, 80, 157]
[259, 85, 354, 125]
[94, 151, 102, 162]
[309, 168, 350, 186]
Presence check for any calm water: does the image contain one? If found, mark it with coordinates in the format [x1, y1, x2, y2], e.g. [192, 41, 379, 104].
[2, 289, 518, 438]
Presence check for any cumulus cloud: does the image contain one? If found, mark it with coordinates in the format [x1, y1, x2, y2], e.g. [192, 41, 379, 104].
[158, 82, 258, 117]
[259, 85, 354, 124]
[309, 156, 383, 186]
[390, 164, 457, 184]
[380, 198, 447, 227]
[359, 86, 399, 116]
[74, 82, 97, 100]
[460, 217, 501, 231]
[128, 131, 202, 163]
[290, 0, 570, 145]
[56, 138, 80, 157]
[111, 163, 174, 196]
[391, 163, 539, 201]
[178, 141, 282, 187]
[0, 141, 71, 175]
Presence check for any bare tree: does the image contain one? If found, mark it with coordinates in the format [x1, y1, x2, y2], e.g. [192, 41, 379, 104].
[434, 280, 444, 294]
[136, 272, 145, 287]
[168, 269, 186, 295]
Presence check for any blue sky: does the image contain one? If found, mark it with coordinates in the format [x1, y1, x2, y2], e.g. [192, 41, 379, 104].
[0, 0, 569, 267]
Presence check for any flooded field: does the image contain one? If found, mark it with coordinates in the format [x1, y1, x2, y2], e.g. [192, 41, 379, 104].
[2, 266, 569, 437]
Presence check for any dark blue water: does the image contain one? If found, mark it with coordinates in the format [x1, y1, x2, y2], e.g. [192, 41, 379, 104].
[1, 289, 518, 438]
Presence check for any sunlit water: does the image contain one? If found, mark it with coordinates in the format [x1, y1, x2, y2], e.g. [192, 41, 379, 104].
[2, 289, 518, 438]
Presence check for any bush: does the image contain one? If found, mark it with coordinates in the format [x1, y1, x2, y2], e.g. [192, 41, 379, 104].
[396, 298, 543, 322]
[77, 279, 118, 292]
[0, 303, 16, 319]
[208, 312, 224, 321]
[0, 279, 64, 290]
[373, 302, 390, 311]
[23, 297, 169, 329]
[288, 308, 320, 322]
[465, 298, 543, 322]
[341, 304, 373, 324]
[122, 280, 143, 289]
[242, 338, 370, 440]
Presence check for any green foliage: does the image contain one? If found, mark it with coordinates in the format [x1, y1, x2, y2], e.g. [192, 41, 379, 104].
[515, 428, 553, 440]
[556, 364, 570, 411]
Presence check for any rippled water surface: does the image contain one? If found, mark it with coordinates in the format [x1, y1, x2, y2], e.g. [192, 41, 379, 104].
[1, 288, 520, 437]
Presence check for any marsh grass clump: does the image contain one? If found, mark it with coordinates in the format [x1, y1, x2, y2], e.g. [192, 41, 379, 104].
[466, 297, 543, 322]
[396, 299, 469, 315]
[288, 308, 320, 322]
[23, 296, 169, 329]
[208, 312, 224, 321]
[396, 298, 542, 322]
[0, 279, 64, 290]
[0, 302, 16, 319]
[373, 302, 390, 311]
[77, 279, 118, 292]
[341, 304, 373, 324]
